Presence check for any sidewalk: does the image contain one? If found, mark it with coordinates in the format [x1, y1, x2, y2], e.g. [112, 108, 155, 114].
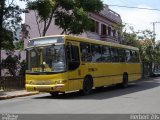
[0, 90, 39, 100]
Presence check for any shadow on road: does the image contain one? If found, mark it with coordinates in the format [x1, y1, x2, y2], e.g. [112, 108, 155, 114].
[33, 78, 160, 100]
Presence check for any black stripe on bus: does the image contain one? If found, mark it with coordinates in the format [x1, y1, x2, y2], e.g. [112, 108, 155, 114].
[68, 73, 141, 80]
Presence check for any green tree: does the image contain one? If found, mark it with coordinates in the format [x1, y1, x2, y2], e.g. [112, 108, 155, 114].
[122, 32, 139, 47]
[14, 41, 24, 50]
[27, 0, 103, 36]
[122, 25, 160, 76]
[1, 52, 20, 76]
[27, 0, 57, 36]
[0, 0, 26, 76]
[122, 24, 139, 47]
[137, 30, 158, 76]
[0, 0, 24, 48]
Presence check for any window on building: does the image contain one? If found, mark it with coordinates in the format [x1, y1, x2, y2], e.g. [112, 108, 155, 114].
[108, 26, 112, 36]
[112, 29, 116, 37]
[90, 19, 99, 34]
[95, 21, 99, 33]
[118, 31, 121, 41]
[101, 24, 107, 36]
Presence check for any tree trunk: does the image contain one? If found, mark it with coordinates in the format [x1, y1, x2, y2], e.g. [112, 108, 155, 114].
[0, 0, 5, 76]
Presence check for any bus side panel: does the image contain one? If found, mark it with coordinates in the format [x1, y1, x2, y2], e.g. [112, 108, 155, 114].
[68, 69, 83, 91]
[128, 63, 142, 81]
[87, 63, 121, 87]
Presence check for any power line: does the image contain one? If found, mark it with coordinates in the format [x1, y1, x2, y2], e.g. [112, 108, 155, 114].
[108, 4, 160, 12]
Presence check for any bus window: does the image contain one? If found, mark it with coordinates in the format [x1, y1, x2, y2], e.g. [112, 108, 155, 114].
[130, 50, 139, 63]
[110, 47, 119, 62]
[67, 45, 80, 70]
[80, 43, 92, 62]
[118, 48, 125, 62]
[125, 50, 131, 62]
[91, 44, 102, 62]
[101, 46, 111, 62]
[135, 51, 140, 62]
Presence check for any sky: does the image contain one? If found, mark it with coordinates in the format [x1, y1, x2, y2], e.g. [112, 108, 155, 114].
[15, 0, 160, 40]
[103, 0, 160, 40]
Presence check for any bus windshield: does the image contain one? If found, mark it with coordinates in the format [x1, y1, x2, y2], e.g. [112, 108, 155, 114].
[26, 45, 66, 73]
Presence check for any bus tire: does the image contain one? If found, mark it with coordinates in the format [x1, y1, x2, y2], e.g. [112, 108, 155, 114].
[82, 76, 93, 95]
[50, 92, 59, 96]
[121, 73, 128, 88]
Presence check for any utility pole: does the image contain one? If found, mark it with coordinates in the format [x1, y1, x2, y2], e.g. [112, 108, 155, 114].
[151, 21, 160, 76]
[152, 21, 160, 39]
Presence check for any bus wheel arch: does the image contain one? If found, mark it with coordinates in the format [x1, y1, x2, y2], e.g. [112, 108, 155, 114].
[121, 72, 128, 88]
[82, 75, 93, 95]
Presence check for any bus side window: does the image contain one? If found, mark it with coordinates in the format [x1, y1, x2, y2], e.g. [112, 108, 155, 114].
[67, 45, 80, 70]
[130, 50, 139, 63]
[91, 44, 102, 62]
[135, 51, 140, 62]
[118, 48, 125, 62]
[101, 46, 111, 62]
[110, 47, 119, 62]
[80, 43, 92, 62]
[125, 50, 131, 62]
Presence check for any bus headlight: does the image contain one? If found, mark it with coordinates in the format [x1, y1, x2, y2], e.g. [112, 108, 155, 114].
[55, 80, 66, 84]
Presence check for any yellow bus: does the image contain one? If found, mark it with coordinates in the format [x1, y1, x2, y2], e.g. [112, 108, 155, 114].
[25, 35, 141, 95]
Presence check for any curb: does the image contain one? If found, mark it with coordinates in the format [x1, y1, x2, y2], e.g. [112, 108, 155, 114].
[0, 92, 39, 100]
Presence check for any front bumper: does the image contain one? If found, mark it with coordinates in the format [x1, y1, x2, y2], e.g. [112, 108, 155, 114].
[26, 84, 66, 92]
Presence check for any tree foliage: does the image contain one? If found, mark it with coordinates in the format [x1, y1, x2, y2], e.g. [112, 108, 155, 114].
[27, 0, 103, 36]
[122, 32, 139, 47]
[1, 52, 20, 76]
[122, 24, 139, 47]
[27, 0, 56, 36]
[122, 26, 160, 76]
[0, 0, 26, 76]
[137, 30, 155, 63]
[0, 0, 25, 49]
[14, 41, 24, 50]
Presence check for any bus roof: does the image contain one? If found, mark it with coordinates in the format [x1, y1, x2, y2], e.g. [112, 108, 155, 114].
[64, 35, 139, 51]
[29, 35, 139, 51]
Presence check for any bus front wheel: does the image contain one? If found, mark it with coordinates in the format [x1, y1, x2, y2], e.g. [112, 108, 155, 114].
[82, 76, 93, 95]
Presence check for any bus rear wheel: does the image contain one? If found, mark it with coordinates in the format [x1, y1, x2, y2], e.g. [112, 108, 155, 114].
[82, 76, 93, 95]
[50, 92, 59, 96]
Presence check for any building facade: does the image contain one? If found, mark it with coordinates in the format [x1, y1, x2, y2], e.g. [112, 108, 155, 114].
[24, 4, 122, 48]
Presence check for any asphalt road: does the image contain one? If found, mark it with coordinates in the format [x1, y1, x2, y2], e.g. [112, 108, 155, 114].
[0, 77, 160, 114]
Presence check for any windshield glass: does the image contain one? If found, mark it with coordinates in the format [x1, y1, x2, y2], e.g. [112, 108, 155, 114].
[26, 45, 66, 73]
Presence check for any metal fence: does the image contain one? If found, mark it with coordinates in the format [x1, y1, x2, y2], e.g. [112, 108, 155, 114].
[0, 76, 25, 90]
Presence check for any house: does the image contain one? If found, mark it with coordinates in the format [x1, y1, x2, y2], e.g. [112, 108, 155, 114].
[24, 4, 122, 48]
